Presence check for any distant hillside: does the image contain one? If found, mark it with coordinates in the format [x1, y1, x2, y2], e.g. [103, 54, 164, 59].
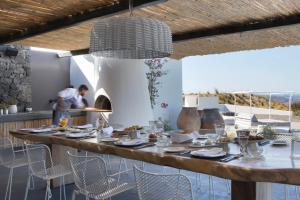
[258, 94, 300, 104]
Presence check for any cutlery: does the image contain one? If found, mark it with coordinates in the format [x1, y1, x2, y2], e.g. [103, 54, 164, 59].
[134, 143, 156, 149]
[220, 154, 242, 162]
[179, 150, 191, 155]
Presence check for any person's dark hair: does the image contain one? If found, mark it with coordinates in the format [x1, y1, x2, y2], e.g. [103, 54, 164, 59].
[79, 84, 88, 91]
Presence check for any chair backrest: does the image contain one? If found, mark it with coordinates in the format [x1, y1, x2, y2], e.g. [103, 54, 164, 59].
[134, 166, 193, 200]
[67, 151, 109, 196]
[25, 144, 53, 177]
[0, 138, 15, 165]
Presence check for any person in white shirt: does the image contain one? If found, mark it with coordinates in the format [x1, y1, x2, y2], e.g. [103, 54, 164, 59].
[53, 84, 89, 125]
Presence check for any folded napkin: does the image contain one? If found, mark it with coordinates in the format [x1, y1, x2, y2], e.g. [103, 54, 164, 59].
[171, 131, 201, 144]
[192, 148, 223, 156]
[116, 139, 143, 145]
[102, 126, 113, 136]
[66, 132, 89, 138]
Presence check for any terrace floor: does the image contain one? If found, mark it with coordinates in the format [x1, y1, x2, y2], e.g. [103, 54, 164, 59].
[0, 153, 296, 200]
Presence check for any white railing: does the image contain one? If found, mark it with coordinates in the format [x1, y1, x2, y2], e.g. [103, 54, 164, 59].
[231, 91, 294, 130]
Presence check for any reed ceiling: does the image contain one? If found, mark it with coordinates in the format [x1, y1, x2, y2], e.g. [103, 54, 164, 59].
[2, 0, 300, 59]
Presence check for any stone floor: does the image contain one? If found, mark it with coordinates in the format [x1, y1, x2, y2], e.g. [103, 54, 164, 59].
[0, 154, 297, 200]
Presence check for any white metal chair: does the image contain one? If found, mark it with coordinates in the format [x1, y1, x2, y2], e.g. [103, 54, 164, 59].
[0, 138, 29, 200]
[134, 166, 194, 200]
[24, 143, 71, 200]
[67, 151, 135, 200]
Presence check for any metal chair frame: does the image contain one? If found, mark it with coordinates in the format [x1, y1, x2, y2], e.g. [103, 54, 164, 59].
[67, 151, 135, 200]
[134, 166, 194, 200]
[25, 143, 71, 200]
[0, 137, 31, 200]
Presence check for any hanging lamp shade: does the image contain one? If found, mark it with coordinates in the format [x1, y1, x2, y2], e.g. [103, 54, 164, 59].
[89, 17, 172, 59]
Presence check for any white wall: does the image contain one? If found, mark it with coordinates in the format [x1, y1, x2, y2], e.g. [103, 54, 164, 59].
[184, 95, 198, 107]
[149, 59, 182, 129]
[70, 56, 182, 129]
[30, 50, 70, 111]
[70, 56, 154, 127]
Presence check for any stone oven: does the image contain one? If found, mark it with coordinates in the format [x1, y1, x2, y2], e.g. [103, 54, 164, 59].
[94, 95, 112, 111]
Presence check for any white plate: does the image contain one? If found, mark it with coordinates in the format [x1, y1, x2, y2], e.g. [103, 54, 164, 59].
[188, 144, 218, 148]
[191, 148, 226, 158]
[19, 128, 34, 132]
[163, 147, 186, 153]
[66, 133, 89, 138]
[99, 138, 119, 142]
[73, 124, 93, 129]
[114, 140, 145, 147]
[30, 128, 53, 133]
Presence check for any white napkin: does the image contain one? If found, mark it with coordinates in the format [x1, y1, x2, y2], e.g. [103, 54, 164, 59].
[66, 133, 89, 138]
[171, 131, 201, 144]
[117, 139, 143, 145]
[102, 126, 113, 136]
[192, 148, 223, 156]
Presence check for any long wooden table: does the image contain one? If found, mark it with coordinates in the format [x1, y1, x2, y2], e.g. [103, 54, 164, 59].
[10, 130, 300, 200]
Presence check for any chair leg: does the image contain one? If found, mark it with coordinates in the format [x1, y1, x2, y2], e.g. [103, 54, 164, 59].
[62, 176, 67, 200]
[225, 179, 231, 195]
[5, 168, 13, 200]
[196, 173, 202, 192]
[71, 191, 76, 200]
[8, 168, 14, 200]
[44, 185, 48, 200]
[296, 186, 300, 198]
[284, 185, 288, 200]
[24, 174, 31, 200]
[45, 180, 51, 200]
[208, 176, 215, 200]
[29, 174, 35, 190]
[60, 177, 62, 200]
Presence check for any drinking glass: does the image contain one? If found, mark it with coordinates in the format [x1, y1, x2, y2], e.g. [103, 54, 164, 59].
[237, 130, 250, 156]
[214, 124, 225, 139]
[206, 133, 218, 145]
[149, 121, 157, 132]
[156, 135, 171, 147]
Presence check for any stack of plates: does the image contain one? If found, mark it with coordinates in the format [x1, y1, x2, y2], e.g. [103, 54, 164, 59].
[114, 139, 145, 147]
[191, 148, 226, 158]
[163, 147, 186, 153]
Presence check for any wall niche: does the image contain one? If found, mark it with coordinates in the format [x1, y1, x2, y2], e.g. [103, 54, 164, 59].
[0, 45, 31, 111]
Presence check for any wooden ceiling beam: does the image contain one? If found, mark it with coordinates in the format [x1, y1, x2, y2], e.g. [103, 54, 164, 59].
[0, 0, 167, 44]
[71, 13, 300, 56]
[173, 13, 300, 42]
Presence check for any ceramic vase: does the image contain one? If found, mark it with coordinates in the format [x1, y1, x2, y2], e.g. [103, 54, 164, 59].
[8, 105, 17, 114]
[177, 107, 201, 133]
[199, 108, 224, 130]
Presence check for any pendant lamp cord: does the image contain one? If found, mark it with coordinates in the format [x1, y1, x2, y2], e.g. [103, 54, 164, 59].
[129, 0, 133, 16]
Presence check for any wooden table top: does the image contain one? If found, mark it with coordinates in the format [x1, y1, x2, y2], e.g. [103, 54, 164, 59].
[9, 130, 300, 185]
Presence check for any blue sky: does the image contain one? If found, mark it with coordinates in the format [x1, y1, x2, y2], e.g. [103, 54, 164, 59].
[182, 46, 300, 94]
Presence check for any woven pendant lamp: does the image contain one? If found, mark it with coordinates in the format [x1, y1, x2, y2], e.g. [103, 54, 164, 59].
[89, 0, 172, 59]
